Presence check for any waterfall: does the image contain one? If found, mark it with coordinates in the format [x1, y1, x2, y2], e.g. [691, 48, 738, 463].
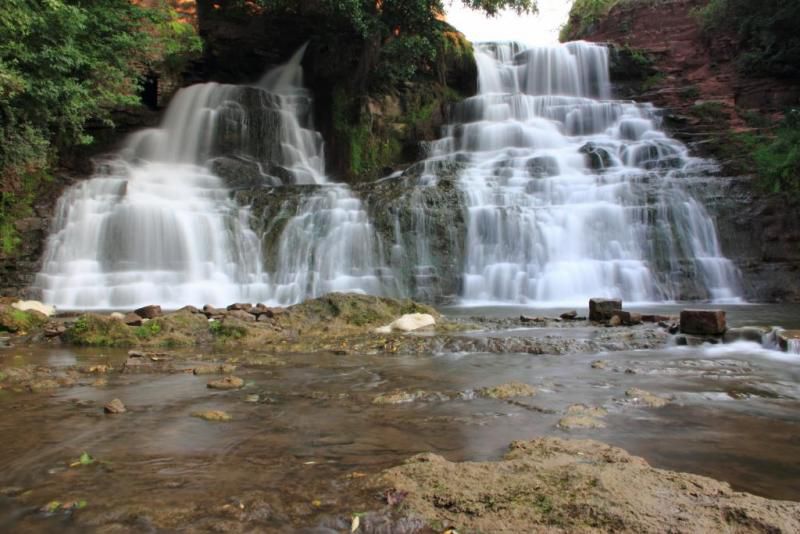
[424, 41, 741, 305]
[35, 44, 391, 309]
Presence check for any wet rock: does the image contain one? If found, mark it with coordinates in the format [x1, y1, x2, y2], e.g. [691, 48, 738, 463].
[723, 326, 770, 344]
[625, 387, 670, 408]
[680, 309, 726, 335]
[478, 382, 537, 399]
[43, 323, 66, 338]
[28, 379, 60, 393]
[591, 359, 609, 369]
[123, 313, 143, 327]
[372, 390, 446, 405]
[192, 410, 232, 422]
[558, 415, 607, 429]
[566, 404, 608, 418]
[193, 364, 237, 376]
[580, 142, 615, 170]
[104, 398, 126, 414]
[777, 330, 800, 353]
[92, 378, 108, 387]
[134, 305, 162, 320]
[207, 376, 245, 390]
[525, 155, 559, 178]
[608, 314, 623, 327]
[642, 314, 672, 323]
[589, 298, 622, 321]
[372, 437, 800, 533]
[559, 310, 578, 320]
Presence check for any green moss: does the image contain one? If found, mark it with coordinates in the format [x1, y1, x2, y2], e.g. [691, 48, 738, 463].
[0, 307, 48, 333]
[0, 169, 53, 255]
[64, 314, 137, 347]
[209, 319, 247, 340]
[689, 101, 728, 122]
[134, 320, 162, 339]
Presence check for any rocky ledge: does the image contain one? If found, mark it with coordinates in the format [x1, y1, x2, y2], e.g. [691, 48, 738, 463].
[366, 437, 800, 533]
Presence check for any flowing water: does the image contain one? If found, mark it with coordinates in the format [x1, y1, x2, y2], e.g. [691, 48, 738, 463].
[34, 46, 389, 310]
[1, 307, 799, 531]
[35, 40, 742, 310]
[414, 41, 741, 305]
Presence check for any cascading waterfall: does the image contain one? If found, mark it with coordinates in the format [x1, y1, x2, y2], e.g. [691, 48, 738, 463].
[419, 41, 741, 305]
[35, 44, 390, 309]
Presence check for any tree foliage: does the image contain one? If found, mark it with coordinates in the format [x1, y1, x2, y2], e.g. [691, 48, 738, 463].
[698, 0, 800, 79]
[0, 0, 201, 254]
[0, 0, 201, 184]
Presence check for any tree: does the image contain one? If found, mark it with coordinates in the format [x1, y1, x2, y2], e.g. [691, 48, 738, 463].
[0, 0, 201, 253]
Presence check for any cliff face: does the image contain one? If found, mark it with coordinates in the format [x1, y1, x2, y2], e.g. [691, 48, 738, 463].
[571, 0, 800, 302]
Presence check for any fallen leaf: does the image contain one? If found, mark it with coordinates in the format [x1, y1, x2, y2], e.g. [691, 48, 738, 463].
[346, 471, 367, 479]
[312, 499, 322, 507]
[350, 514, 360, 532]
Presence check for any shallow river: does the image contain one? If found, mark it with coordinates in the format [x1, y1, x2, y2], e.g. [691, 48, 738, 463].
[1, 304, 799, 532]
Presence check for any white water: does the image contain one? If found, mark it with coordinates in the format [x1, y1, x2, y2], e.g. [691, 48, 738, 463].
[36, 44, 391, 309]
[424, 41, 741, 305]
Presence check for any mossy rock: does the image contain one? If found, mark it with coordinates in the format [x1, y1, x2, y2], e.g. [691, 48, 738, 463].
[64, 314, 138, 347]
[284, 293, 439, 329]
[0, 305, 48, 334]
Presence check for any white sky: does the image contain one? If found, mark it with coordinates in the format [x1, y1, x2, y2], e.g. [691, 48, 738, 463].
[445, 0, 572, 45]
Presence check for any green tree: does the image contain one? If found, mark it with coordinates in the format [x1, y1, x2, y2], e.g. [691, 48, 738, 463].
[0, 0, 201, 253]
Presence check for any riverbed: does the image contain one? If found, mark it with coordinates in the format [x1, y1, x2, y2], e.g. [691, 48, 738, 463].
[0, 304, 798, 532]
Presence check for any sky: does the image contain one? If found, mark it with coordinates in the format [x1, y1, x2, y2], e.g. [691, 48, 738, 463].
[445, 0, 572, 45]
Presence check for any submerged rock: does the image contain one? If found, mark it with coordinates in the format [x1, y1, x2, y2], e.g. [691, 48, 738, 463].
[104, 398, 126, 414]
[478, 382, 537, 399]
[625, 387, 670, 408]
[192, 410, 232, 422]
[207, 376, 245, 390]
[723, 326, 770, 344]
[370, 437, 800, 533]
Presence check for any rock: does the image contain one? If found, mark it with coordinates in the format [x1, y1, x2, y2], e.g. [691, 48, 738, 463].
[123, 313, 143, 327]
[109, 312, 125, 321]
[43, 324, 66, 338]
[625, 387, 670, 408]
[525, 155, 560, 178]
[28, 379, 60, 393]
[134, 305, 162, 319]
[478, 382, 537, 399]
[227, 303, 253, 313]
[12, 300, 55, 317]
[777, 330, 800, 353]
[207, 376, 245, 390]
[375, 313, 436, 333]
[226, 309, 256, 322]
[642, 314, 672, 323]
[177, 305, 201, 314]
[193, 364, 237, 375]
[519, 315, 545, 323]
[723, 326, 769, 344]
[372, 390, 429, 405]
[104, 398, 126, 414]
[559, 310, 578, 320]
[372, 437, 800, 533]
[192, 410, 232, 422]
[608, 314, 622, 327]
[680, 309, 726, 335]
[589, 298, 622, 321]
[558, 415, 607, 429]
[203, 304, 223, 317]
[579, 142, 615, 170]
[627, 312, 643, 325]
[591, 360, 608, 369]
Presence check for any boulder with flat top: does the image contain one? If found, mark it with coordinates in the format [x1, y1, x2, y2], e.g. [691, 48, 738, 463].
[680, 309, 726, 336]
[589, 298, 622, 322]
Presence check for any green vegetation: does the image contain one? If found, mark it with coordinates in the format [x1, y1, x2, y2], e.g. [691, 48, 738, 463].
[689, 101, 729, 122]
[0, 307, 48, 333]
[65, 314, 137, 347]
[697, 0, 800, 79]
[748, 109, 800, 194]
[0, 0, 201, 254]
[134, 320, 163, 340]
[560, 0, 629, 42]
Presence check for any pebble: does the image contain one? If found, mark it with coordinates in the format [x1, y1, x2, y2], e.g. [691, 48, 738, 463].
[104, 398, 126, 414]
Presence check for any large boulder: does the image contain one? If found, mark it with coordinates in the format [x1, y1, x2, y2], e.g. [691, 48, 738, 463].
[589, 298, 622, 322]
[134, 305, 162, 320]
[12, 300, 55, 317]
[374, 313, 437, 334]
[680, 310, 726, 335]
